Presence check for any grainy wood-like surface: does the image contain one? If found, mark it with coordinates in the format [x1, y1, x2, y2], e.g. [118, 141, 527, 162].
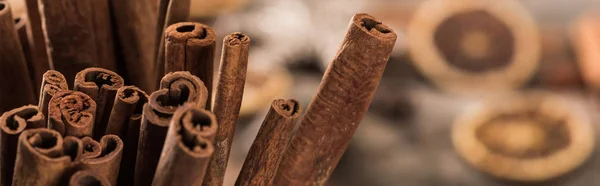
[47, 91, 97, 138]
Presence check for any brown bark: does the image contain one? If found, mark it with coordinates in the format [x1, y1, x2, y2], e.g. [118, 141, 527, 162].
[274, 13, 397, 185]
[154, 0, 191, 88]
[74, 68, 124, 139]
[236, 99, 302, 186]
[110, 0, 156, 92]
[15, 14, 37, 92]
[159, 71, 209, 109]
[0, 2, 36, 114]
[38, 0, 98, 86]
[0, 105, 45, 186]
[204, 32, 250, 185]
[48, 90, 97, 138]
[163, 22, 216, 110]
[39, 70, 69, 117]
[152, 104, 217, 186]
[24, 0, 51, 92]
[90, 0, 117, 71]
[68, 170, 111, 186]
[79, 135, 124, 186]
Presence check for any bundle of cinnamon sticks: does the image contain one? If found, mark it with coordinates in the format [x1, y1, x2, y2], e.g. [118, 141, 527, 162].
[0, 0, 397, 185]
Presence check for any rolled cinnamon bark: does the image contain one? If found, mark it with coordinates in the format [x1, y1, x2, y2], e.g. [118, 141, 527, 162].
[163, 22, 216, 109]
[152, 104, 217, 186]
[74, 68, 124, 139]
[154, 0, 191, 85]
[104, 86, 148, 186]
[14, 14, 37, 91]
[0, 2, 36, 114]
[69, 170, 111, 186]
[111, 0, 156, 92]
[12, 128, 82, 186]
[48, 90, 97, 137]
[39, 70, 69, 117]
[79, 135, 124, 186]
[204, 32, 250, 185]
[236, 99, 301, 186]
[24, 0, 51, 89]
[38, 0, 98, 85]
[90, 0, 117, 71]
[0, 105, 45, 186]
[160, 71, 209, 109]
[274, 13, 397, 185]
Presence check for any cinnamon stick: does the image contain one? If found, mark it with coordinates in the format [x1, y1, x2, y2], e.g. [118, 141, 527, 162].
[74, 68, 124, 139]
[236, 99, 301, 186]
[24, 0, 51, 90]
[111, 0, 156, 92]
[79, 135, 124, 186]
[38, 0, 98, 85]
[154, 0, 191, 86]
[39, 70, 69, 117]
[135, 74, 208, 186]
[0, 105, 45, 186]
[104, 86, 148, 186]
[0, 2, 36, 114]
[14, 14, 37, 91]
[48, 90, 97, 137]
[69, 170, 111, 186]
[163, 22, 216, 109]
[204, 32, 250, 185]
[152, 104, 217, 186]
[274, 13, 397, 185]
[160, 71, 209, 109]
[12, 128, 83, 186]
[90, 0, 117, 71]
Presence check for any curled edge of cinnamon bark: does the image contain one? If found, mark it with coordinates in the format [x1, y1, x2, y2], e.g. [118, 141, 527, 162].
[68, 170, 111, 186]
[48, 90, 97, 138]
[153, 0, 191, 84]
[275, 13, 397, 185]
[80, 135, 124, 186]
[75, 67, 124, 139]
[160, 71, 209, 109]
[204, 32, 250, 186]
[0, 105, 46, 186]
[236, 99, 302, 186]
[152, 103, 216, 186]
[39, 70, 69, 118]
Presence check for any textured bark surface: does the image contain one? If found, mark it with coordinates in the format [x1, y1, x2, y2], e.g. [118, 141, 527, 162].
[274, 13, 396, 185]
[236, 99, 301, 186]
[159, 71, 209, 109]
[24, 0, 51, 92]
[204, 32, 250, 186]
[154, 0, 191, 89]
[152, 104, 217, 186]
[0, 2, 36, 114]
[163, 22, 216, 110]
[79, 135, 124, 186]
[48, 91, 97, 137]
[74, 68, 124, 140]
[90, 0, 117, 71]
[38, 0, 97, 86]
[14, 15, 37, 91]
[0, 105, 45, 186]
[39, 70, 69, 117]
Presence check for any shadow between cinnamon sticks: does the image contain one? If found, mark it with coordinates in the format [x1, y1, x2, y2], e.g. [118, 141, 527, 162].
[152, 103, 217, 186]
[74, 68, 124, 139]
[68, 170, 111, 186]
[0, 105, 45, 186]
[274, 13, 397, 185]
[163, 22, 216, 110]
[38, 0, 98, 86]
[0, 2, 36, 114]
[235, 99, 302, 186]
[48, 90, 97, 137]
[204, 32, 250, 186]
[105, 86, 148, 186]
[39, 70, 69, 117]
[154, 0, 191, 87]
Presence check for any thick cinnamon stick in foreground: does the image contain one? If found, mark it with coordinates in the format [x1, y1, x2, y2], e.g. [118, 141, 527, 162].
[24, 0, 51, 88]
[204, 32, 250, 185]
[236, 99, 301, 186]
[69, 170, 111, 186]
[0, 105, 45, 186]
[154, 0, 191, 85]
[74, 68, 124, 139]
[38, 0, 98, 85]
[160, 71, 209, 109]
[163, 22, 216, 109]
[79, 135, 124, 186]
[104, 86, 148, 186]
[39, 70, 69, 117]
[12, 128, 83, 186]
[111, 0, 156, 92]
[48, 90, 97, 137]
[274, 13, 397, 185]
[90, 0, 117, 71]
[152, 104, 217, 186]
[0, 2, 36, 114]
[135, 75, 208, 186]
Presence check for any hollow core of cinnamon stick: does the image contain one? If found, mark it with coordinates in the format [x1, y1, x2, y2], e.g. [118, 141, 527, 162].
[80, 135, 124, 186]
[39, 70, 69, 117]
[68, 170, 111, 186]
[48, 90, 97, 137]
[160, 71, 209, 109]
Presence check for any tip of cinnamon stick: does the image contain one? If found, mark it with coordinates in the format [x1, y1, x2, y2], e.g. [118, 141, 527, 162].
[224, 32, 251, 46]
[75, 68, 124, 90]
[166, 22, 216, 45]
[0, 2, 6, 13]
[0, 105, 42, 134]
[272, 99, 302, 118]
[353, 13, 396, 38]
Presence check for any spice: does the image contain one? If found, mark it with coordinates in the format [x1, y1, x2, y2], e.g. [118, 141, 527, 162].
[48, 91, 97, 137]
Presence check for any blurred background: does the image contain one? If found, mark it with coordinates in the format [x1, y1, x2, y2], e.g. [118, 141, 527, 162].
[9, 0, 600, 185]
